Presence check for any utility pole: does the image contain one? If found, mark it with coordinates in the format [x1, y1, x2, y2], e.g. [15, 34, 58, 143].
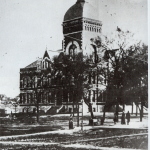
[77, 102, 79, 127]
[140, 78, 143, 122]
[36, 90, 39, 123]
[81, 99, 83, 131]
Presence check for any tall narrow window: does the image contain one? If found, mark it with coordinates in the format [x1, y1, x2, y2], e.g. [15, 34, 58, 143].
[23, 94, 25, 104]
[48, 78, 51, 85]
[27, 77, 31, 87]
[43, 62, 45, 69]
[20, 94, 22, 103]
[93, 72, 95, 84]
[24, 78, 27, 88]
[89, 73, 91, 84]
[25, 93, 27, 103]
[34, 93, 36, 103]
[20, 80, 23, 88]
[93, 91, 95, 102]
[48, 92, 51, 103]
[41, 93, 43, 103]
[28, 94, 31, 103]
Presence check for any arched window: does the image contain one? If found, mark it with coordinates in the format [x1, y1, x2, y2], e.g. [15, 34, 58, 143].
[32, 77, 37, 88]
[69, 44, 77, 57]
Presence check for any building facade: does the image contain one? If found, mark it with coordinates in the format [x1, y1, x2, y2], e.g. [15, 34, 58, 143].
[20, 51, 56, 113]
[20, 0, 107, 114]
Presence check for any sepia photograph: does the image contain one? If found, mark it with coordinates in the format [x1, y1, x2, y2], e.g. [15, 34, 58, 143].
[0, 0, 148, 149]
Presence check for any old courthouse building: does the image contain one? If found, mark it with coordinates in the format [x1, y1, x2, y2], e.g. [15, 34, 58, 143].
[20, 0, 107, 114]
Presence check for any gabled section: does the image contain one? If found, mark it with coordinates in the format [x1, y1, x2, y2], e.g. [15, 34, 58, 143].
[43, 50, 50, 59]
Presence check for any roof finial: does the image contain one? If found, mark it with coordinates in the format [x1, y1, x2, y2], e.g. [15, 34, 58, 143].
[45, 45, 47, 51]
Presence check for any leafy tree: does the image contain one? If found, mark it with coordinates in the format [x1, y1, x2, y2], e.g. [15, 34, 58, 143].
[122, 44, 148, 121]
[53, 53, 95, 124]
[94, 28, 148, 122]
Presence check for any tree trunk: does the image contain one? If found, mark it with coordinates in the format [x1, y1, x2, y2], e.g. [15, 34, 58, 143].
[73, 103, 74, 117]
[89, 103, 94, 119]
[73, 90, 75, 117]
[140, 101, 143, 122]
[90, 109, 94, 119]
[123, 104, 125, 111]
[77, 103, 79, 127]
[132, 102, 134, 114]
[103, 110, 106, 120]
[116, 103, 119, 122]
[136, 104, 138, 116]
[36, 90, 39, 123]
[102, 106, 106, 125]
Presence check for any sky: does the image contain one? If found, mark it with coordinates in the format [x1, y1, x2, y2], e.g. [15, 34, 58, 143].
[0, 0, 148, 98]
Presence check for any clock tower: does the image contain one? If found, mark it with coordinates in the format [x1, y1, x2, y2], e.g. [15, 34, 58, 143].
[63, 0, 102, 57]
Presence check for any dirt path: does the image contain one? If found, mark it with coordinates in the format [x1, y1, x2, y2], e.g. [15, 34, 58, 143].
[0, 129, 73, 140]
[60, 133, 148, 144]
[0, 133, 147, 144]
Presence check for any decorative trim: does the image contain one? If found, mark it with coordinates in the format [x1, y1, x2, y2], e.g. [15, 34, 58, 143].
[64, 31, 82, 36]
